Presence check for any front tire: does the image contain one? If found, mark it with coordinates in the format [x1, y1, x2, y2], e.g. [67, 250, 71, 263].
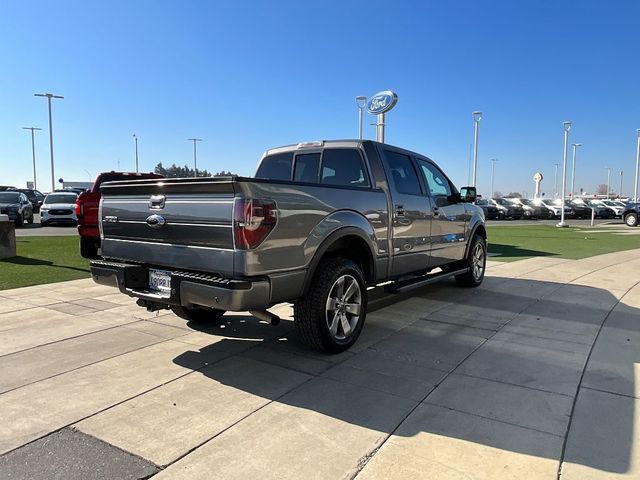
[455, 234, 487, 288]
[294, 257, 367, 353]
[625, 213, 638, 227]
[171, 305, 226, 323]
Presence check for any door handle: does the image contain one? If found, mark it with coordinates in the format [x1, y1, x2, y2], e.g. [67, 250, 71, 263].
[395, 204, 405, 217]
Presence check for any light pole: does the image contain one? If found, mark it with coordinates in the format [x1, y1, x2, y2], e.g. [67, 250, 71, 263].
[490, 158, 498, 198]
[557, 121, 572, 228]
[606, 167, 611, 199]
[620, 170, 624, 198]
[635, 129, 640, 202]
[187, 138, 202, 176]
[472, 111, 482, 187]
[570, 143, 582, 198]
[553, 163, 559, 198]
[132, 134, 139, 172]
[22, 127, 42, 189]
[356, 96, 367, 141]
[34, 93, 63, 192]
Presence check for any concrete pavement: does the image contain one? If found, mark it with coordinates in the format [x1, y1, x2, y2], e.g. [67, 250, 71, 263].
[0, 250, 639, 479]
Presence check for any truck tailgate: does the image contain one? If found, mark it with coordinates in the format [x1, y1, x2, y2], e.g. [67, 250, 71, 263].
[100, 177, 236, 274]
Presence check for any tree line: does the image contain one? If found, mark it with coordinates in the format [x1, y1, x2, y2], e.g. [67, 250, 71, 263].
[153, 162, 237, 178]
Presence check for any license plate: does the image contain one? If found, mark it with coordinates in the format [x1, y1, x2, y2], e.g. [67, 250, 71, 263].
[149, 269, 171, 295]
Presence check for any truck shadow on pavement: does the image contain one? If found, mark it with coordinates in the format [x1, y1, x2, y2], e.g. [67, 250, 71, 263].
[172, 277, 636, 476]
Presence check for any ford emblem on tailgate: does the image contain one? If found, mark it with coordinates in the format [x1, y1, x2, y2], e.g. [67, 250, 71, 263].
[146, 214, 166, 228]
[366, 90, 398, 114]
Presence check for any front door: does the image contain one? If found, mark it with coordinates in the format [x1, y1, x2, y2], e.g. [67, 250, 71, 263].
[416, 159, 467, 266]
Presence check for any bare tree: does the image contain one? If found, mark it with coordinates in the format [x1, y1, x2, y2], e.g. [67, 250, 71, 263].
[506, 192, 522, 198]
[595, 184, 608, 195]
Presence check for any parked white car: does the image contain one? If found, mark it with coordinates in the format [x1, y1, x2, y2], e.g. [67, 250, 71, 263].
[594, 200, 624, 218]
[40, 192, 79, 226]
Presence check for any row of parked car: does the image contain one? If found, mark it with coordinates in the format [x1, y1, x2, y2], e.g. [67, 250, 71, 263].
[476, 197, 628, 220]
[0, 187, 87, 227]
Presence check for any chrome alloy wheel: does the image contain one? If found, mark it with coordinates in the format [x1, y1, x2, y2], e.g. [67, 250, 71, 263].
[325, 274, 362, 341]
[472, 242, 486, 281]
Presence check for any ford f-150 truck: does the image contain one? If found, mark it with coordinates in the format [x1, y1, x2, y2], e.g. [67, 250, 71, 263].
[90, 140, 487, 353]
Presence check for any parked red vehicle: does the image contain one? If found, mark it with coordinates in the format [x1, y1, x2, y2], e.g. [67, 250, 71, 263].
[76, 171, 162, 258]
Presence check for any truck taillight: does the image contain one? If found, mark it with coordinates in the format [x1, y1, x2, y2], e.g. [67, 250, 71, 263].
[234, 198, 277, 249]
[75, 198, 83, 217]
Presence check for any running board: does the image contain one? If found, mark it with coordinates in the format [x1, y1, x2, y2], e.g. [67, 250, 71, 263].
[385, 267, 469, 294]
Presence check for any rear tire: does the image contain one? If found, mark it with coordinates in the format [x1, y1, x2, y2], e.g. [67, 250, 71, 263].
[294, 257, 367, 353]
[80, 237, 100, 259]
[15, 214, 23, 227]
[455, 234, 487, 288]
[27, 214, 34, 224]
[171, 305, 226, 323]
[625, 213, 638, 227]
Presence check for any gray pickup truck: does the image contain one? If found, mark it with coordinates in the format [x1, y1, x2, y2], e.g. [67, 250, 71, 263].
[91, 140, 486, 352]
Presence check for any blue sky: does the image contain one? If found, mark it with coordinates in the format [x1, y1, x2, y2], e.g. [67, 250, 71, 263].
[1, 0, 639, 197]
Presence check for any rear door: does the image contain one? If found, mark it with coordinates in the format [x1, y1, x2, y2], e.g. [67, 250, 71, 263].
[381, 148, 433, 277]
[415, 158, 467, 266]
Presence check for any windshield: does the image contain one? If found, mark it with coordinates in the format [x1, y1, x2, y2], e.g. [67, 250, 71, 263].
[0, 192, 20, 203]
[44, 194, 77, 204]
[476, 199, 488, 205]
[542, 199, 555, 205]
[602, 201, 618, 206]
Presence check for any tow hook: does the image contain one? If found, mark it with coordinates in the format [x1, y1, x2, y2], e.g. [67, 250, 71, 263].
[249, 310, 281, 326]
[136, 299, 170, 312]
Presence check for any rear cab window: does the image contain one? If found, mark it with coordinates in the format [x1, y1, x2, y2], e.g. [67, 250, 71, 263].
[257, 148, 371, 188]
[255, 152, 294, 180]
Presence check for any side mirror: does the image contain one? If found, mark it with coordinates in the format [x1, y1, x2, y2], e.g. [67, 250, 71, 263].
[460, 186, 477, 203]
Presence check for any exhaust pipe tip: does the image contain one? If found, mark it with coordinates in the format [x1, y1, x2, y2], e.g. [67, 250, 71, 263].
[249, 310, 281, 326]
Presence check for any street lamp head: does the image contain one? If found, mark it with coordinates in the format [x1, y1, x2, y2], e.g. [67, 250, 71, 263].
[473, 111, 482, 122]
[132, 133, 137, 138]
[356, 96, 367, 108]
[563, 121, 572, 131]
[572, 143, 582, 147]
[637, 128, 640, 137]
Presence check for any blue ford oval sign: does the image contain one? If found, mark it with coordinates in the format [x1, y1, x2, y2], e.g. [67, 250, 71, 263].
[367, 90, 398, 114]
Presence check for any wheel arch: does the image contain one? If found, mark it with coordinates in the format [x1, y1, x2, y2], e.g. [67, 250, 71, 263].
[301, 227, 377, 296]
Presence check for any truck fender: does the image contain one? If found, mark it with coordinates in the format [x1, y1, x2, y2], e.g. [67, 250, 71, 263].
[301, 212, 379, 295]
[464, 219, 487, 258]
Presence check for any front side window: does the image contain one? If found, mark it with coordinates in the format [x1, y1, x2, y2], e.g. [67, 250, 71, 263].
[383, 151, 421, 195]
[321, 149, 370, 187]
[255, 152, 294, 181]
[294, 153, 320, 183]
[418, 160, 453, 198]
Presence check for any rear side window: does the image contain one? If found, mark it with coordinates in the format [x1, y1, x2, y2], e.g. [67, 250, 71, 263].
[383, 151, 422, 196]
[294, 153, 320, 183]
[321, 149, 370, 187]
[255, 152, 293, 180]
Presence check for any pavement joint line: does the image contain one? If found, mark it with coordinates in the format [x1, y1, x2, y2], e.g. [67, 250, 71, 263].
[0, 338, 234, 458]
[351, 257, 610, 479]
[0, 335, 172, 396]
[152, 301, 457, 473]
[555, 276, 640, 480]
[420, 401, 566, 438]
[416, 316, 499, 333]
[0, 317, 144, 360]
[449, 371, 574, 398]
[581, 385, 640, 401]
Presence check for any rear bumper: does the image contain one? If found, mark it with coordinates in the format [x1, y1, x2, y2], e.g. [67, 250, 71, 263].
[90, 260, 272, 311]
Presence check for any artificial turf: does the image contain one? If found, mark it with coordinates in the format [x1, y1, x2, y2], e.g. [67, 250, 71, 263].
[487, 225, 640, 261]
[0, 236, 90, 290]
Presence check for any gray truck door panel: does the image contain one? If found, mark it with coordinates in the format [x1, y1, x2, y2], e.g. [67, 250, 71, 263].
[381, 149, 433, 277]
[416, 159, 467, 266]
